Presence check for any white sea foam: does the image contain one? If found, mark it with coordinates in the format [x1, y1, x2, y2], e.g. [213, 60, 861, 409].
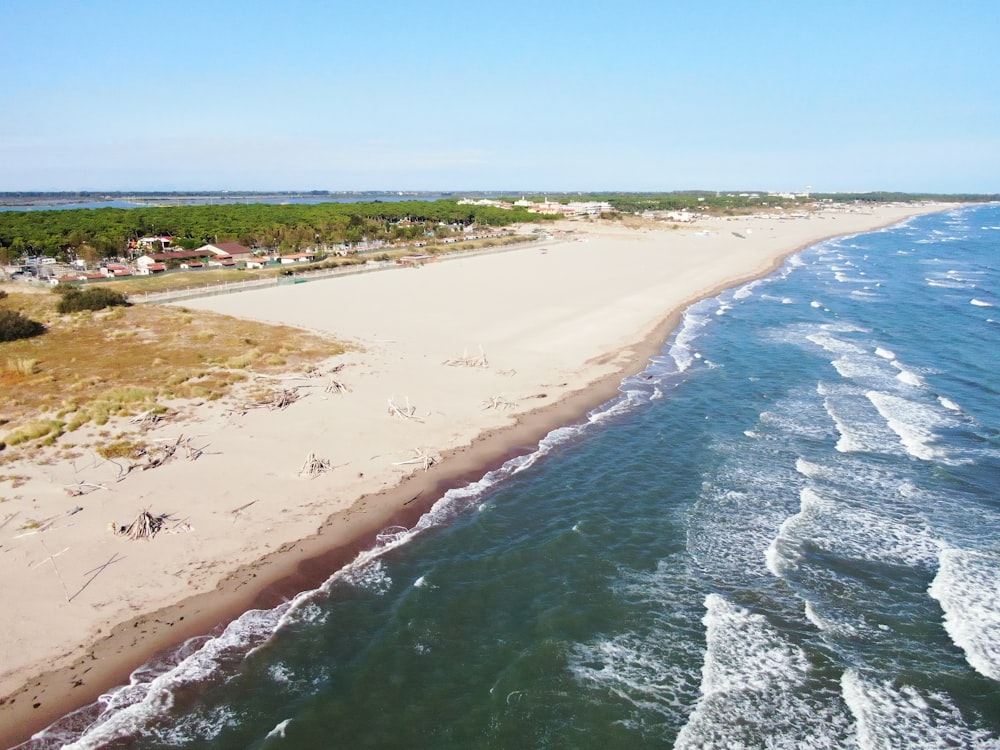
[571, 635, 699, 724]
[340, 558, 392, 594]
[866, 391, 952, 461]
[892, 362, 925, 388]
[874, 347, 896, 360]
[926, 278, 968, 289]
[832, 355, 892, 381]
[669, 308, 712, 372]
[265, 718, 292, 740]
[823, 389, 904, 456]
[807, 332, 865, 356]
[57, 609, 285, 749]
[842, 669, 999, 748]
[971, 298, 994, 307]
[675, 594, 853, 749]
[794, 457, 829, 479]
[938, 396, 962, 412]
[928, 548, 1000, 681]
[810, 300, 823, 308]
[733, 278, 765, 300]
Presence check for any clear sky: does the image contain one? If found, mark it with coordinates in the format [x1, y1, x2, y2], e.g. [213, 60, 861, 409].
[1, 0, 998, 193]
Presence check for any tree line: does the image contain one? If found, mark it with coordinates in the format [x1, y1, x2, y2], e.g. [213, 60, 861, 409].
[571, 191, 998, 215]
[0, 200, 551, 264]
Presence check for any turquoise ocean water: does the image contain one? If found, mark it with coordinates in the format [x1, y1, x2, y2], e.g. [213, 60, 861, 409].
[21, 205, 1000, 749]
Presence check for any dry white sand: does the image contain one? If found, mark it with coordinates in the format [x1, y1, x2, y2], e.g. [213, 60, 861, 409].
[0, 203, 947, 745]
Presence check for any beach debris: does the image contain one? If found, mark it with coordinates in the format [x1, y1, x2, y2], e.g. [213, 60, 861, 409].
[443, 345, 489, 369]
[326, 377, 351, 395]
[246, 387, 302, 411]
[114, 509, 170, 541]
[129, 408, 166, 428]
[387, 395, 423, 421]
[483, 395, 516, 410]
[392, 448, 438, 471]
[110, 434, 198, 481]
[68, 552, 123, 603]
[496, 368, 517, 377]
[230, 500, 257, 518]
[300, 452, 332, 478]
[63, 481, 109, 497]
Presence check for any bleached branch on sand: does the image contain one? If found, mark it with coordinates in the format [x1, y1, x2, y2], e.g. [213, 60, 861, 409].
[387, 395, 423, 421]
[129, 409, 166, 428]
[63, 481, 109, 497]
[392, 448, 438, 471]
[299, 452, 332, 478]
[443, 345, 489, 369]
[482, 395, 516, 410]
[110, 434, 206, 482]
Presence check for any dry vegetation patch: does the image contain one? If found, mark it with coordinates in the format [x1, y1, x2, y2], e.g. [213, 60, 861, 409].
[0, 290, 349, 455]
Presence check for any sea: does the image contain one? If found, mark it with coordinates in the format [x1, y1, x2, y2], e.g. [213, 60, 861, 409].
[19, 205, 1000, 749]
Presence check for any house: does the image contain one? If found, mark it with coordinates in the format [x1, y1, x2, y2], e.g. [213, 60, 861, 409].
[135, 235, 174, 250]
[101, 264, 133, 277]
[135, 262, 167, 275]
[279, 252, 317, 264]
[198, 242, 254, 262]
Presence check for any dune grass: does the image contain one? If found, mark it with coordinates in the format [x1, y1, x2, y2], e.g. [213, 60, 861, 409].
[0, 288, 349, 452]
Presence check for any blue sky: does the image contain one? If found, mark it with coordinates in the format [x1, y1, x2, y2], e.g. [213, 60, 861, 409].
[2, 0, 998, 193]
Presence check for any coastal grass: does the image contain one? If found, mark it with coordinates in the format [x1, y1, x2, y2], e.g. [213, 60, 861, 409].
[0, 290, 348, 452]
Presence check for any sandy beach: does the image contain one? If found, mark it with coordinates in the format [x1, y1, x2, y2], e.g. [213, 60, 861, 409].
[0, 202, 947, 747]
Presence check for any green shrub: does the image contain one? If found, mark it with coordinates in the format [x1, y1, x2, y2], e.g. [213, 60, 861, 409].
[56, 287, 130, 313]
[0, 309, 46, 342]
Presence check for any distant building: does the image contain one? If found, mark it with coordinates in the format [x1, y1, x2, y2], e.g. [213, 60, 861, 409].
[197, 242, 254, 262]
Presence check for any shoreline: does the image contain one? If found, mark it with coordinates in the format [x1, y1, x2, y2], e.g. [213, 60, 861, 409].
[0, 204, 950, 748]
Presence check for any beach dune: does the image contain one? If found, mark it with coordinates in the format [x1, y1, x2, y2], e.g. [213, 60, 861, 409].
[0, 204, 944, 747]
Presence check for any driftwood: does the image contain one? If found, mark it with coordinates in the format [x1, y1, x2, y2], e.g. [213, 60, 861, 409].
[114, 509, 170, 541]
[67, 552, 124, 603]
[129, 409, 166, 428]
[64, 481, 108, 497]
[392, 448, 438, 472]
[483, 395, 516, 410]
[112, 434, 205, 482]
[388, 396, 423, 422]
[443, 345, 489, 369]
[300, 452, 332, 478]
[247, 388, 302, 411]
[326, 378, 351, 394]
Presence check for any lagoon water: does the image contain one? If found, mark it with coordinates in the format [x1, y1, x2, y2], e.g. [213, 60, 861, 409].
[25, 205, 1000, 749]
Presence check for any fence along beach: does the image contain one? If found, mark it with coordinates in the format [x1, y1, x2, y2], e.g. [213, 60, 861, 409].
[0, 203, 947, 747]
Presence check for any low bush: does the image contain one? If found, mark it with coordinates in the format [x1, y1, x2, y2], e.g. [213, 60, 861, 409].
[56, 287, 130, 313]
[0, 309, 46, 342]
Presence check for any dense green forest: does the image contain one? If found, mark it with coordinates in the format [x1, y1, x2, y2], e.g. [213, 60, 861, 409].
[3, 192, 996, 265]
[0, 200, 550, 263]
